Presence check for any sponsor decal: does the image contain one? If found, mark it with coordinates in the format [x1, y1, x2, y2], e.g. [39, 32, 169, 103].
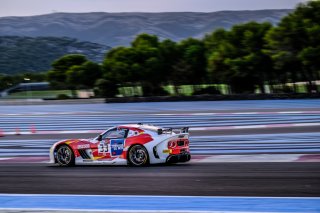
[78, 144, 90, 149]
[110, 139, 124, 156]
[163, 149, 170, 153]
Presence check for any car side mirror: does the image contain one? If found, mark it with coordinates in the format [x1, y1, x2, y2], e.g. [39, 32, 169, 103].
[97, 135, 102, 141]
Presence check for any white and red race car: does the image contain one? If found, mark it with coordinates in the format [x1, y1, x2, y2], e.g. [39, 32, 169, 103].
[49, 124, 191, 166]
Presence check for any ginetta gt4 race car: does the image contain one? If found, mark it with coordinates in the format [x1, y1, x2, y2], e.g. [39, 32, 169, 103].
[50, 124, 191, 166]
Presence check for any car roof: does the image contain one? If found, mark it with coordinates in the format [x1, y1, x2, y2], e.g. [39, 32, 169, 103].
[118, 124, 160, 132]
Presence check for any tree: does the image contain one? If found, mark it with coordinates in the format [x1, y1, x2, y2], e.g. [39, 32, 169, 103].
[66, 61, 102, 89]
[48, 54, 87, 88]
[178, 38, 207, 85]
[159, 39, 179, 83]
[266, 1, 320, 93]
[204, 28, 231, 83]
[131, 34, 167, 95]
[94, 78, 118, 98]
[0, 74, 22, 91]
[135, 46, 165, 95]
[102, 34, 168, 96]
[205, 22, 273, 93]
[51, 54, 87, 72]
[103, 47, 138, 83]
[131, 34, 159, 48]
[170, 60, 193, 94]
[0, 73, 46, 92]
[161, 38, 207, 95]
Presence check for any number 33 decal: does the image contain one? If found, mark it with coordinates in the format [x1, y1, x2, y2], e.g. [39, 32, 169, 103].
[98, 140, 108, 153]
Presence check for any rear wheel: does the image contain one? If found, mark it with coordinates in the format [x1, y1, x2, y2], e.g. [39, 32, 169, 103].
[128, 145, 149, 166]
[56, 145, 75, 166]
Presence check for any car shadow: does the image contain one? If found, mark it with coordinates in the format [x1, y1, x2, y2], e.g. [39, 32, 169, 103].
[47, 162, 192, 168]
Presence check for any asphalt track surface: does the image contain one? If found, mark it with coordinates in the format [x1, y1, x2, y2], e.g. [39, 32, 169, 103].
[0, 100, 320, 197]
[0, 162, 319, 197]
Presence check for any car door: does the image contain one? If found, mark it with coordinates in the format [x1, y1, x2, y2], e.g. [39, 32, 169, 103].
[97, 128, 128, 159]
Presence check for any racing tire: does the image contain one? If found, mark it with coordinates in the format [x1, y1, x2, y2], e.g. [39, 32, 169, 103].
[128, 145, 149, 167]
[55, 145, 75, 166]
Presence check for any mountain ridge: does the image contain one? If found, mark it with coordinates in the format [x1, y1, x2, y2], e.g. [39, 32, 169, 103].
[0, 10, 291, 46]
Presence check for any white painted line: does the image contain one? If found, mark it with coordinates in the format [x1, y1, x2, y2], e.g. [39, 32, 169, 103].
[1, 122, 320, 136]
[2, 130, 103, 135]
[189, 113, 217, 116]
[193, 154, 304, 163]
[233, 125, 267, 129]
[233, 112, 259, 115]
[0, 158, 12, 161]
[1, 110, 320, 117]
[191, 126, 235, 131]
[277, 111, 303, 114]
[293, 123, 320, 127]
[192, 122, 320, 131]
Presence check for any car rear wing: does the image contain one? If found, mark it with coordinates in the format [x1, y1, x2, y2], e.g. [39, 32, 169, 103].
[157, 127, 189, 135]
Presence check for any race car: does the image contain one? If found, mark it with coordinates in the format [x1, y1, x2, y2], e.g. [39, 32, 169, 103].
[49, 124, 191, 166]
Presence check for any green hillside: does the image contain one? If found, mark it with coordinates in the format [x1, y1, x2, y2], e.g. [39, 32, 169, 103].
[0, 36, 110, 74]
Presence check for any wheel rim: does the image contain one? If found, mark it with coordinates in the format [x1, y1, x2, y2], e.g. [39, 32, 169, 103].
[129, 146, 147, 166]
[56, 146, 72, 165]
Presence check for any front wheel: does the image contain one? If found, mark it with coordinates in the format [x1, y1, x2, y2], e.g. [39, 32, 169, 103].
[56, 145, 75, 166]
[128, 145, 149, 166]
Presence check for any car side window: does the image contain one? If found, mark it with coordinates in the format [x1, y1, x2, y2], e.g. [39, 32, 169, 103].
[102, 128, 128, 139]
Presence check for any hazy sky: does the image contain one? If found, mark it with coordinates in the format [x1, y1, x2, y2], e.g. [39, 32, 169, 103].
[0, 0, 308, 17]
